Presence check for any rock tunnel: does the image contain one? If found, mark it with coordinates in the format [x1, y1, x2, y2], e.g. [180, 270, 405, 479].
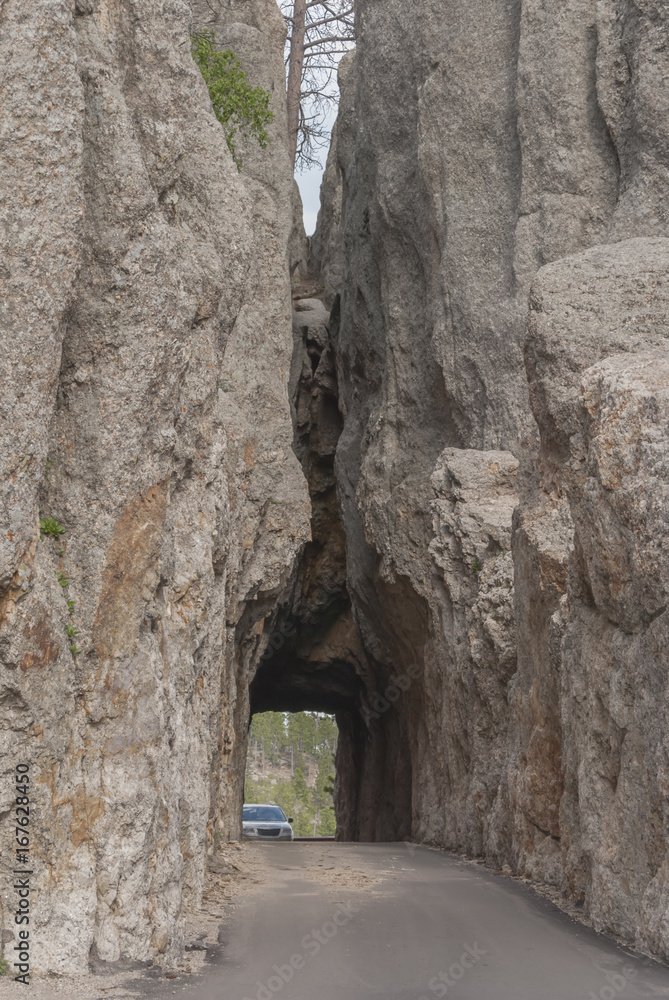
[248, 573, 419, 846]
[246, 292, 420, 844]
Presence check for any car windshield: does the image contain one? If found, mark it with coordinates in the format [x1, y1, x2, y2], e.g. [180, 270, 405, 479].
[243, 805, 287, 823]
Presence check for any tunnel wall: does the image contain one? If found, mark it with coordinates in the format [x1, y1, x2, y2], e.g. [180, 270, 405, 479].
[314, 0, 669, 961]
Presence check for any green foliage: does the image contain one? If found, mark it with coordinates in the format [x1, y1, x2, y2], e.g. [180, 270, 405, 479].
[66, 618, 82, 654]
[471, 557, 480, 577]
[0, 956, 9, 976]
[294, 806, 314, 838]
[67, 599, 76, 614]
[191, 31, 274, 171]
[318, 804, 336, 837]
[56, 571, 69, 588]
[293, 767, 310, 808]
[40, 516, 65, 538]
[313, 761, 336, 836]
[245, 711, 338, 837]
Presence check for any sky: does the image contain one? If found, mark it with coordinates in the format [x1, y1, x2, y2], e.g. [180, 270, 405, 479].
[294, 94, 339, 235]
[291, 61, 342, 236]
[297, 165, 327, 236]
[276, 0, 350, 236]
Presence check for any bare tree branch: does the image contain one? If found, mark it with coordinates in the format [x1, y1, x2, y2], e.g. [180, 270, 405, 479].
[280, 0, 355, 171]
[303, 35, 354, 50]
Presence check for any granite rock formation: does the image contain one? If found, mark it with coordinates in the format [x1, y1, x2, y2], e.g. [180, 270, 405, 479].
[315, 0, 669, 962]
[523, 239, 669, 953]
[3, 0, 669, 977]
[0, 0, 309, 974]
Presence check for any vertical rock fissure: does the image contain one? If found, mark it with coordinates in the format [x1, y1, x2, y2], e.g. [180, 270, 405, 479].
[248, 281, 370, 837]
[248, 273, 421, 844]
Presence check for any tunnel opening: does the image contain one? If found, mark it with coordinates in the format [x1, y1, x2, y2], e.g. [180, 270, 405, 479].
[248, 612, 369, 842]
[247, 631, 417, 844]
[245, 711, 338, 838]
[251, 640, 364, 716]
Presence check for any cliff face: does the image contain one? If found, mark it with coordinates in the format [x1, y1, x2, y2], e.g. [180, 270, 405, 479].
[0, 0, 309, 973]
[317, 0, 669, 960]
[4, 0, 669, 977]
[522, 239, 669, 950]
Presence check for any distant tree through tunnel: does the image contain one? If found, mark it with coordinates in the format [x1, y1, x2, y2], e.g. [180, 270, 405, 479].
[245, 711, 338, 837]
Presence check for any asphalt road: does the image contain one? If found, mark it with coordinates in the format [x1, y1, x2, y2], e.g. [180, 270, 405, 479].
[183, 843, 669, 1000]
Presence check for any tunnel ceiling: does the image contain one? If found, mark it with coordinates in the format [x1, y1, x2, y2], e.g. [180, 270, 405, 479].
[250, 652, 364, 715]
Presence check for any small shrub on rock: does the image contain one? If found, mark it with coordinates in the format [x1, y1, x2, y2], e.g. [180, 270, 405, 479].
[191, 31, 274, 170]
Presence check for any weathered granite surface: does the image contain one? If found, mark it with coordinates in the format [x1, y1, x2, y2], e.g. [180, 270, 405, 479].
[0, 0, 309, 973]
[319, 0, 669, 961]
[310, 50, 356, 309]
[3, 0, 669, 975]
[524, 240, 669, 956]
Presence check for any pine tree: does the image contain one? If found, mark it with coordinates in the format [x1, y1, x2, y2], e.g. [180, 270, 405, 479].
[245, 711, 338, 834]
[279, 1, 355, 170]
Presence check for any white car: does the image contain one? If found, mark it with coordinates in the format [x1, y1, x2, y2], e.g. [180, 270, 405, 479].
[243, 804, 294, 841]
